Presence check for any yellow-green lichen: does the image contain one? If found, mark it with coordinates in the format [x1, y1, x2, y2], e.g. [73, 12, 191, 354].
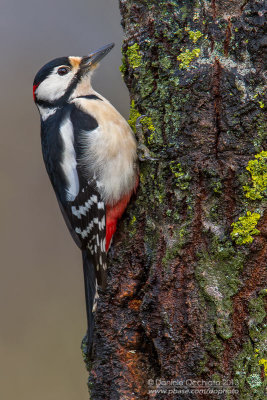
[211, 179, 223, 194]
[129, 215, 137, 237]
[231, 211, 261, 245]
[177, 48, 200, 69]
[147, 130, 155, 145]
[142, 116, 156, 133]
[188, 30, 203, 43]
[243, 151, 267, 200]
[128, 101, 155, 140]
[170, 161, 191, 190]
[259, 359, 267, 376]
[119, 51, 127, 75]
[128, 100, 141, 133]
[254, 93, 265, 109]
[139, 171, 145, 185]
[231, 151, 266, 245]
[126, 43, 142, 69]
[130, 215, 136, 225]
[128, 100, 156, 146]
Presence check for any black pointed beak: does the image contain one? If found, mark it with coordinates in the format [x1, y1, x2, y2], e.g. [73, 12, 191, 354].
[81, 43, 115, 70]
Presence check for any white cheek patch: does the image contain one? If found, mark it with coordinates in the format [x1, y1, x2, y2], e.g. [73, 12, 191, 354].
[36, 66, 75, 102]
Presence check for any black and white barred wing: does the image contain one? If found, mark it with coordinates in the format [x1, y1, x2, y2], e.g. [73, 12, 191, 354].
[60, 179, 107, 288]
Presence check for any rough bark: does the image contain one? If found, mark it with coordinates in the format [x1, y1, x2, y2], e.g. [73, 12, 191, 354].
[85, 1, 267, 399]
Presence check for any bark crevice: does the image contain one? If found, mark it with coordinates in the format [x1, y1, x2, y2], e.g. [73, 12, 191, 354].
[86, 1, 267, 399]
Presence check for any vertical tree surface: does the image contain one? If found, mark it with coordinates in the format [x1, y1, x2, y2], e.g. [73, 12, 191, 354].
[86, 1, 266, 399]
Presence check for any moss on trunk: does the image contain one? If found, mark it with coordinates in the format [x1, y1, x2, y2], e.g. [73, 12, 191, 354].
[86, 1, 267, 399]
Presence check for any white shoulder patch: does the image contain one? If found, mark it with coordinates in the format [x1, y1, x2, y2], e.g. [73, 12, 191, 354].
[59, 117, 79, 201]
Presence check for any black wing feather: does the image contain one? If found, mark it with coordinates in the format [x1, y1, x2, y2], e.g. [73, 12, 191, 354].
[63, 178, 107, 288]
[54, 103, 107, 288]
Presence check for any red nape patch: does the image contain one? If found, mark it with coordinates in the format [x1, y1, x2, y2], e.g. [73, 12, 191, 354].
[105, 193, 133, 251]
[33, 84, 39, 101]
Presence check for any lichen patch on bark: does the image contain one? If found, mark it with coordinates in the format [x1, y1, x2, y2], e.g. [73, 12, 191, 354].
[86, 1, 267, 399]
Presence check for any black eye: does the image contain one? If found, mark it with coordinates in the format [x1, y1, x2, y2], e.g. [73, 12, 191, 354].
[57, 67, 69, 76]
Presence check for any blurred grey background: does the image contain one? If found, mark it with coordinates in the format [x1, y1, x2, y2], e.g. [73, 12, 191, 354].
[0, 1, 129, 399]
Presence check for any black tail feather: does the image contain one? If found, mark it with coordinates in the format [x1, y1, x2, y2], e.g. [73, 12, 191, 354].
[82, 250, 97, 356]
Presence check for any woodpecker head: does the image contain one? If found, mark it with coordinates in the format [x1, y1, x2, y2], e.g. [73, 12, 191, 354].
[33, 43, 114, 107]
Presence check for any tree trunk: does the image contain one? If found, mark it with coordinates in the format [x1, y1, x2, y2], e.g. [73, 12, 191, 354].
[85, 1, 267, 399]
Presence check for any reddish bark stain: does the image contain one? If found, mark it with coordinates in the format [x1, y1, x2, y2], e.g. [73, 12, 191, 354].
[128, 299, 142, 311]
[224, 18, 232, 56]
[212, 0, 217, 19]
[223, 209, 267, 374]
[212, 58, 222, 157]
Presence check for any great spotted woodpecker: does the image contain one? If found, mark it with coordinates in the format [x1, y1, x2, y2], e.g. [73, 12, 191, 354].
[33, 43, 138, 350]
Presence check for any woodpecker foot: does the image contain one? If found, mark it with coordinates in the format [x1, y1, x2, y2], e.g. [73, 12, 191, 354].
[137, 143, 158, 161]
[135, 115, 158, 162]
